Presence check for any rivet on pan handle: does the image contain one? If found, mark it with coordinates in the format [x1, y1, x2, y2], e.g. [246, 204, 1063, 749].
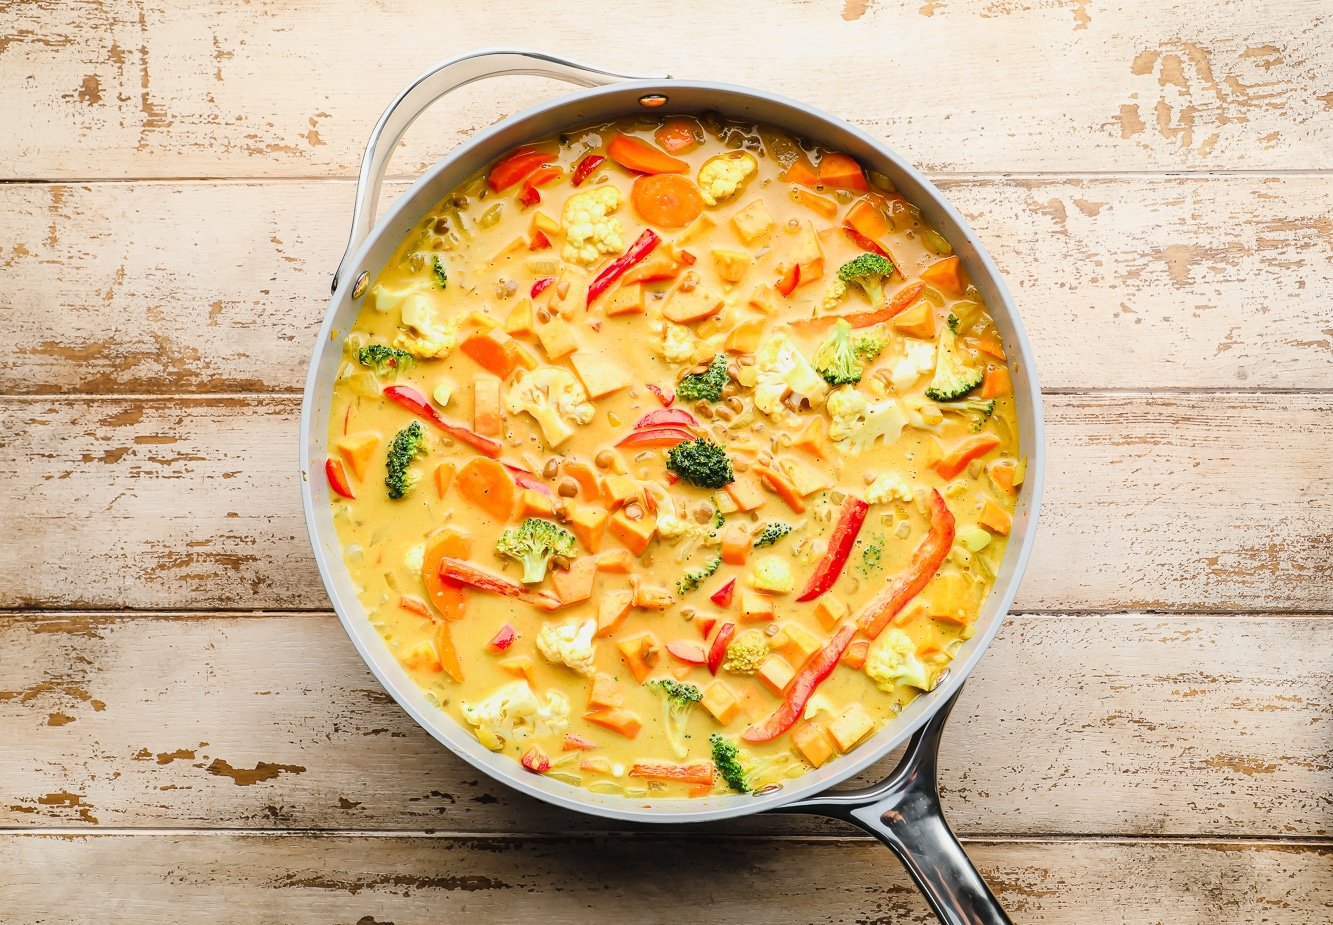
[332, 48, 669, 295]
[777, 687, 1012, 925]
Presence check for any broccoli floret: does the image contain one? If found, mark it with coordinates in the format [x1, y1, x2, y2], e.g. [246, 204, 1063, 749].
[925, 315, 984, 401]
[753, 523, 792, 548]
[938, 397, 997, 432]
[836, 253, 895, 306]
[677, 555, 722, 595]
[813, 318, 864, 387]
[385, 421, 427, 500]
[648, 679, 702, 759]
[666, 437, 735, 489]
[496, 518, 576, 584]
[710, 733, 788, 793]
[431, 255, 448, 289]
[676, 354, 729, 403]
[358, 343, 415, 377]
[854, 334, 887, 362]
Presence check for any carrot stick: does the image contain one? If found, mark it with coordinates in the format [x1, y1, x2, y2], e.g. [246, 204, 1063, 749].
[629, 760, 715, 785]
[607, 134, 689, 174]
[435, 622, 464, 682]
[934, 435, 1002, 480]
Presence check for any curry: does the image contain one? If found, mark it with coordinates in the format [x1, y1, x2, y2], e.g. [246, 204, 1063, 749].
[324, 113, 1023, 798]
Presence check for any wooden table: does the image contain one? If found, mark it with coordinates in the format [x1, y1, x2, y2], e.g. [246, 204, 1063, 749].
[3, 2, 1330, 921]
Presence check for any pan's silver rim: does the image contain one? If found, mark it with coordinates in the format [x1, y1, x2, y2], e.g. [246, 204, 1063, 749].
[300, 78, 1045, 825]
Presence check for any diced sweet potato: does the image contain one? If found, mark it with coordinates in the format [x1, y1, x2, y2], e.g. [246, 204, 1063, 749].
[663, 285, 724, 324]
[841, 639, 869, 670]
[610, 510, 657, 556]
[595, 549, 635, 574]
[569, 351, 630, 398]
[700, 681, 741, 725]
[720, 524, 752, 566]
[399, 639, 441, 673]
[757, 654, 795, 695]
[748, 283, 776, 314]
[677, 214, 715, 246]
[530, 210, 560, 238]
[551, 556, 597, 605]
[505, 298, 535, 337]
[792, 721, 837, 768]
[567, 503, 610, 553]
[724, 317, 766, 354]
[616, 632, 661, 683]
[712, 248, 752, 283]
[731, 199, 775, 245]
[827, 703, 876, 752]
[792, 415, 830, 460]
[461, 329, 521, 379]
[601, 474, 642, 511]
[814, 595, 848, 631]
[724, 472, 767, 511]
[518, 488, 555, 518]
[633, 583, 675, 610]
[979, 498, 1012, 535]
[433, 460, 457, 499]
[774, 624, 822, 668]
[893, 302, 935, 340]
[596, 589, 634, 637]
[473, 375, 502, 436]
[583, 709, 642, 739]
[498, 655, 537, 685]
[779, 455, 833, 497]
[606, 283, 645, 317]
[336, 433, 380, 481]
[739, 589, 775, 623]
[588, 672, 625, 710]
[535, 318, 578, 359]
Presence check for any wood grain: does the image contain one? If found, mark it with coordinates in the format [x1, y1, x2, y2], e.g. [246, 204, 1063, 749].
[3, 0, 1330, 180]
[4, 393, 1329, 611]
[2, 832, 1329, 925]
[3, 612, 1327, 836]
[3, 176, 1330, 395]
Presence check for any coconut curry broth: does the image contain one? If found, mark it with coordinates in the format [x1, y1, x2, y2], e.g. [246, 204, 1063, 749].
[326, 113, 1022, 798]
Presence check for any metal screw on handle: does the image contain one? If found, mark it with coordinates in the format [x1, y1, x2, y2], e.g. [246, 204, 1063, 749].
[778, 688, 1012, 925]
[332, 48, 669, 294]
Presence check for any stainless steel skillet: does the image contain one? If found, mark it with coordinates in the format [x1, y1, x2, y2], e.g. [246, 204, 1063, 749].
[300, 48, 1044, 925]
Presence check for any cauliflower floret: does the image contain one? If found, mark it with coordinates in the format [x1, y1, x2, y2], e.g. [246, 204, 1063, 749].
[826, 385, 908, 455]
[369, 280, 431, 314]
[393, 290, 460, 359]
[866, 473, 914, 505]
[506, 366, 595, 448]
[561, 186, 624, 266]
[864, 628, 934, 692]
[460, 680, 571, 750]
[536, 618, 597, 676]
[750, 555, 795, 594]
[822, 278, 848, 310]
[660, 323, 697, 364]
[891, 340, 936, 392]
[745, 331, 829, 421]
[722, 630, 769, 674]
[698, 151, 759, 207]
[403, 542, 426, 575]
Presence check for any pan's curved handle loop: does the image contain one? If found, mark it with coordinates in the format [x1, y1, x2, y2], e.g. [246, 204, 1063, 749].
[781, 688, 1011, 925]
[333, 48, 669, 294]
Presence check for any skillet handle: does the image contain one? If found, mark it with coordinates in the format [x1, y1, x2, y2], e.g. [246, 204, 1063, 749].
[333, 48, 668, 294]
[780, 688, 1011, 925]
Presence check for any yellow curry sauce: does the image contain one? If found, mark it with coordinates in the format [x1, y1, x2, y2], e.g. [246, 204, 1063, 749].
[325, 114, 1023, 798]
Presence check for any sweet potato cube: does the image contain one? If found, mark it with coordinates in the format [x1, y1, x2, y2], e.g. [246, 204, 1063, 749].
[567, 503, 610, 553]
[779, 455, 833, 497]
[979, 499, 1012, 536]
[711, 248, 752, 283]
[775, 624, 822, 669]
[601, 474, 642, 511]
[700, 681, 741, 725]
[841, 639, 869, 670]
[616, 632, 661, 683]
[530, 210, 560, 238]
[828, 703, 876, 752]
[399, 639, 441, 673]
[731, 199, 775, 245]
[610, 510, 656, 556]
[787, 221, 824, 281]
[678, 213, 715, 245]
[814, 595, 849, 631]
[551, 556, 597, 605]
[569, 351, 630, 399]
[336, 433, 380, 481]
[633, 583, 675, 610]
[748, 283, 776, 314]
[498, 655, 537, 685]
[736, 682, 769, 718]
[739, 589, 775, 623]
[792, 415, 830, 460]
[505, 298, 535, 337]
[583, 708, 642, 739]
[535, 318, 578, 359]
[724, 317, 766, 354]
[596, 549, 635, 574]
[518, 488, 555, 518]
[461, 329, 521, 379]
[473, 375, 502, 436]
[596, 589, 634, 637]
[588, 672, 624, 710]
[757, 654, 795, 695]
[792, 721, 837, 768]
[724, 472, 767, 512]
[606, 282, 645, 317]
[893, 302, 936, 340]
[891, 598, 929, 629]
[663, 285, 724, 324]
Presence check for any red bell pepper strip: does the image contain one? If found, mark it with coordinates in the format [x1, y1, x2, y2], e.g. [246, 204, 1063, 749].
[383, 385, 503, 458]
[438, 557, 528, 598]
[708, 578, 736, 608]
[531, 276, 555, 298]
[707, 622, 736, 675]
[518, 164, 563, 206]
[843, 225, 892, 261]
[646, 384, 674, 407]
[616, 426, 695, 448]
[520, 744, 551, 773]
[775, 262, 801, 296]
[571, 153, 606, 187]
[502, 462, 552, 496]
[666, 640, 707, 665]
[795, 495, 870, 602]
[488, 148, 551, 192]
[634, 408, 698, 429]
[325, 457, 355, 499]
[587, 229, 660, 307]
[488, 624, 518, 652]
[742, 622, 856, 743]
[858, 490, 956, 640]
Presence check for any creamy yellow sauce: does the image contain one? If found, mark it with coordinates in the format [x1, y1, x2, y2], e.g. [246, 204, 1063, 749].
[326, 114, 1021, 799]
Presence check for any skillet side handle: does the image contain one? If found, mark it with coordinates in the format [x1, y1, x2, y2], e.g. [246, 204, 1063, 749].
[333, 48, 668, 294]
[780, 689, 1011, 925]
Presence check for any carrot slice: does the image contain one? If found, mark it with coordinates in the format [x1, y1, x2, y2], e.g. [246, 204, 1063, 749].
[583, 709, 643, 738]
[817, 152, 869, 191]
[421, 528, 471, 621]
[934, 435, 1002, 480]
[631, 174, 705, 228]
[460, 331, 519, 379]
[455, 458, 516, 522]
[753, 463, 806, 514]
[435, 622, 464, 682]
[920, 255, 967, 296]
[846, 199, 890, 240]
[781, 151, 819, 187]
[561, 460, 601, 501]
[487, 147, 553, 192]
[607, 134, 689, 175]
[979, 366, 1012, 399]
[654, 118, 700, 154]
[629, 760, 714, 785]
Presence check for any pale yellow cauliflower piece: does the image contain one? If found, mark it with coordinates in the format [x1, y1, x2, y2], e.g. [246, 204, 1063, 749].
[745, 331, 829, 421]
[891, 340, 936, 392]
[660, 323, 697, 364]
[750, 555, 795, 594]
[536, 618, 598, 676]
[826, 385, 908, 454]
[460, 680, 571, 750]
[394, 290, 460, 359]
[698, 151, 758, 207]
[506, 366, 595, 448]
[866, 473, 914, 505]
[864, 629, 933, 692]
[822, 278, 849, 310]
[561, 186, 624, 266]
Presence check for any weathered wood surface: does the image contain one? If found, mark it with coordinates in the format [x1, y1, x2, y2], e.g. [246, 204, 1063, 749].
[3, 612, 1328, 837]
[4, 833, 1330, 925]
[5, 393, 1329, 612]
[4, 0, 1331, 179]
[4, 176, 1331, 396]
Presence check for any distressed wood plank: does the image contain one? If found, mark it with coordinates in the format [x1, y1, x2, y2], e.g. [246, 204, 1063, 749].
[4, 176, 1331, 395]
[3, 0, 1330, 179]
[2, 613, 1328, 836]
[3, 394, 1328, 611]
[2, 833, 1329, 925]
